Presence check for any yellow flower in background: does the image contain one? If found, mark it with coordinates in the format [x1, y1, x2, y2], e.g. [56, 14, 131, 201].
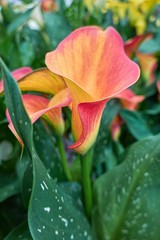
[83, 0, 127, 16]
[83, 0, 160, 34]
[128, 0, 158, 34]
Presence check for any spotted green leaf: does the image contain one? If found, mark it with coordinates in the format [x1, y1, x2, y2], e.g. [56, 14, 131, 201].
[120, 109, 152, 140]
[29, 149, 94, 240]
[33, 121, 66, 181]
[93, 134, 160, 240]
[0, 58, 33, 154]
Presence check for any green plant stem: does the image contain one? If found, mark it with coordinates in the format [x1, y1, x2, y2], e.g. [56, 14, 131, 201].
[57, 136, 71, 181]
[80, 148, 93, 221]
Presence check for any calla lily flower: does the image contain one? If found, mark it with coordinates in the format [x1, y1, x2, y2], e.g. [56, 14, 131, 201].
[0, 67, 69, 138]
[18, 68, 67, 95]
[7, 92, 71, 144]
[45, 26, 140, 154]
[2, 27, 140, 154]
[111, 88, 144, 140]
[110, 115, 123, 141]
[124, 34, 157, 84]
[114, 88, 145, 111]
[18, 68, 70, 136]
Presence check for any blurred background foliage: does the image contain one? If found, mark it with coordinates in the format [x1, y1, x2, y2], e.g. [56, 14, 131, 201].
[0, 0, 160, 239]
[0, 0, 160, 70]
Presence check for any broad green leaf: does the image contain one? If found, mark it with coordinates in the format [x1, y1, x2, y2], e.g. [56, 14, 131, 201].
[0, 58, 33, 154]
[33, 121, 66, 181]
[58, 181, 82, 209]
[4, 220, 32, 240]
[21, 159, 33, 207]
[139, 38, 160, 54]
[145, 103, 160, 115]
[93, 134, 160, 240]
[21, 120, 67, 208]
[120, 109, 152, 140]
[28, 149, 94, 240]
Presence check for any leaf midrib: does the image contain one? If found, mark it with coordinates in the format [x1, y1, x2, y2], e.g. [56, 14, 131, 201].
[110, 140, 159, 240]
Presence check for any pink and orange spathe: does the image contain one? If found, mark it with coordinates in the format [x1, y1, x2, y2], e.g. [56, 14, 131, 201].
[17, 69, 70, 136]
[6, 93, 71, 144]
[45, 26, 140, 154]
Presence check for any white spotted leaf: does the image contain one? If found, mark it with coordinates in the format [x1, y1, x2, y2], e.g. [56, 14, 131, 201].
[0, 58, 33, 155]
[120, 109, 152, 140]
[28, 148, 95, 240]
[33, 121, 66, 181]
[93, 134, 160, 240]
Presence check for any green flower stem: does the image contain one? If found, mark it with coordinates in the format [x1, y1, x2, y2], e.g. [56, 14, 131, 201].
[57, 136, 72, 181]
[80, 148, 93, 221]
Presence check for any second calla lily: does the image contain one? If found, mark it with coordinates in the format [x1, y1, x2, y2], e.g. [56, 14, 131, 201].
[45, 26, 140, 154]
[124, 34, 157, 84]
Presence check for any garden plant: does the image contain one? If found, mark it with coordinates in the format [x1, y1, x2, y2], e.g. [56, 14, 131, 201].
[0, 0, 160, 239]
